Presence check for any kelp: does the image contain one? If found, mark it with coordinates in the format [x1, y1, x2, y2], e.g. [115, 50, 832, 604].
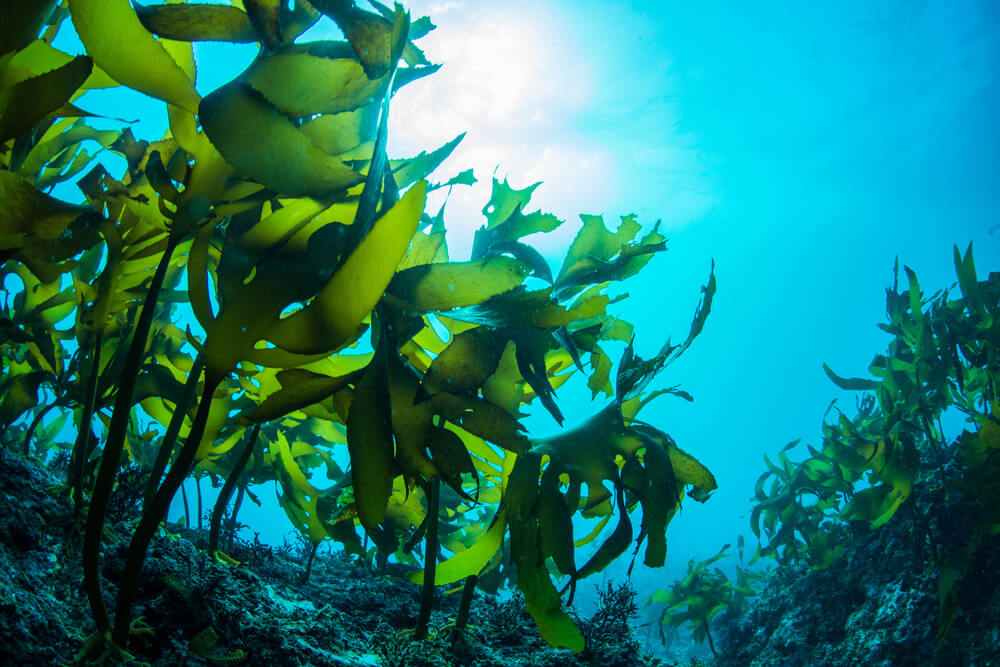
[0, 0, 719, 659]
[647, 543, 761, 656]
[750, 246, 999, 641]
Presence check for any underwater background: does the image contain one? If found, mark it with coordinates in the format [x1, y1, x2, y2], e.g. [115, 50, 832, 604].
[382, 0, 1000, 598]
[2, 0, 999, 664]
[127, 0, 1000, 595]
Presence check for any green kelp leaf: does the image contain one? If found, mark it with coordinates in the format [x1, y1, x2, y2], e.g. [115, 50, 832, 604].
[310, 0, 408, 79]
[472, 203, 562, 262]
[347, 349, 394, 530]
[399, 206, 447, 270]
[665, 439, 718, 493]
[506, 451, 585, 652]
[538, 465, 575, 576]
[246, 41, 436, 117]
[407, 15, 435, 40]
[431, 168, 476, 191]
[35, 142, 104, 191]
[482, 341, 526, 415]
[246, 368, 363, 423]
[388, 257, 531, 312]
[132, 362, 187, 406]
[0, 55, 92, 143]
[574, 487, 632, 580]
[512, 329, 564, 424]
[481, 240, 553, 284]
[413, 508, 507, 586]
[383, 352, 440, 483]
[18, 120, 121, 183]
[199, 82, 364, 197]
[1, 39, 116, 91]
[300, 107, 379, 156]
[556, 213, 638, 279]
[134, 3, 258, 42]
[367, 0, 432, 65]
[68, 0, 200, 113]
[632, 430, 678, 567]
[903, 265, 925, 328]
[587, 346, 614, 398]
[420, 328, 504, 397]
[269, 431, 337, 543]
[616, 263, 715, 400]
[954, 243, 992, 321]
[390, 133, 465, 190]
[0, 0, 58, 56]
[0, 170, 103, 281]
[445, 288, 608, 330]
[244, 0, 283, 49]
[246, 47, 383, 118]
[0, 370, 47, 430]
[431, 392, 530, 454]
[280, 1, 322, 44]
[267, 180, 427, 355]
[556, 220, 667, 296]
[481, 176, 543, 229]
[426, 425, 478, 500]
[822, 362, 878, 391]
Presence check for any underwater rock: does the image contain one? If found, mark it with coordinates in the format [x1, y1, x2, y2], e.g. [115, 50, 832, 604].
[712, 447, 1000, 667]
[0, 447, 665, 665]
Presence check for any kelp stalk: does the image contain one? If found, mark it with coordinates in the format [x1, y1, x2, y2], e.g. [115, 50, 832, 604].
[144, 356, 204, 509]
[455, 574, 478, 631]
[195, 475, 203, 530]
[224, 484, 246, 551]
[208, 423, 260, 556]
[69, 331, 101, 512]
[180, 482, 191, 528]
[113, 370, 224, 646]
[82, 234, 181, 636]
[704, 619, 717, 657]
[22, 401, 58, 456]
[301, 540, 321, 584]
[414, 478, 440, 640]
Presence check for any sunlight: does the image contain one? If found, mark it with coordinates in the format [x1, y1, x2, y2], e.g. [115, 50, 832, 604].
[389, 1, 619, 258]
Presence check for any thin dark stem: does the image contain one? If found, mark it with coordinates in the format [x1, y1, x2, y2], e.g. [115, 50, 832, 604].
[301, 541, 320, 584]
[209, 424, 260, 555]
[704, 618, 717, 657]
[23, 402, 57, 456]
[455, 574, 478, 631]
[83, 235, 178, 636]
[180, 482, 190, 528]
[225, 484, 246, 551]
[70, 332, 102, 512]
[112, 371, 223, 647]
[144, 356, 204, 508]
[414, 478, 440, 640]
[195, 475, 203, 531]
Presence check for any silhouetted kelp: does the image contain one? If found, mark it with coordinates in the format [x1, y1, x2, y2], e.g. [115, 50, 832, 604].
[0, 0, 717, 662]
[746, 247, 999, 645]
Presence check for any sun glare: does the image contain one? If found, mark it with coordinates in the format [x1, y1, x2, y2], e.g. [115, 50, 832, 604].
[389, 1, 618, 258]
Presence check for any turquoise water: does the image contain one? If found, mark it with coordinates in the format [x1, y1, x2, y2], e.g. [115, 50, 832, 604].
[382, 0, 1000, 594]
[39, 0, 999, 655]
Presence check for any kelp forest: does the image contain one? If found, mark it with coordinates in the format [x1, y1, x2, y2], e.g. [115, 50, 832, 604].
[3, 1, 999, 666]
[1, 1, 718, 664]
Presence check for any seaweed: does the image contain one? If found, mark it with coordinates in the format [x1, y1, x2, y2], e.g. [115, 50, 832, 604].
[646, 544, 760, 658]
[749, 246, 1000, 643]
[0, 1, 718, 662]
